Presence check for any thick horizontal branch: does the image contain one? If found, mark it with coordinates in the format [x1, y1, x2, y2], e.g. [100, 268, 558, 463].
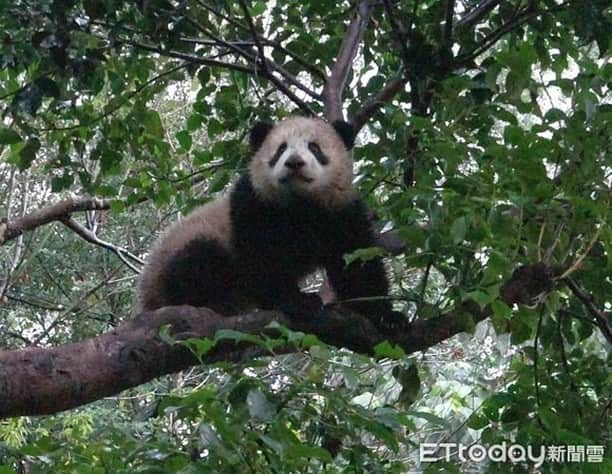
[0, 263, 557, 418]
[0, 302, 479, 418]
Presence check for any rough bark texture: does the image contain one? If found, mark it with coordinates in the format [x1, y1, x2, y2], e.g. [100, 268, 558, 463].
[0, 264, 553, 419]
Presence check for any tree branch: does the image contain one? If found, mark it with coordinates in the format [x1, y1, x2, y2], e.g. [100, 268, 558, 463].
[0, 196, 111, 246]
[323, 0, 373, 121]
[351, 75, 408, 132]
[182, 15, 319, 111]
[382, 0, 412, 66]
[444, 0, 455, 47]
[456, 4, 571, 66]
[0, 263, 560, 418]
[0, 193, 405, 259]
[61, 217, 144, 273]
[126, 41, 254, 74]
[455, 0, 501, 31]
[563, 277, 612, 344]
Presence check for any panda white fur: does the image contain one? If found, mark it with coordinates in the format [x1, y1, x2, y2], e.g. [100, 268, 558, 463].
[137, 116, 398, 329]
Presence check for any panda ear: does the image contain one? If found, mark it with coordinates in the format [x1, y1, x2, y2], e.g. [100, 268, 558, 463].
[332, 120, 355, 150]
[249, 121, 274, 152]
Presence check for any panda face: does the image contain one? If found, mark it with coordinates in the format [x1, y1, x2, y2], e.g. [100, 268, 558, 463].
[249, 117, 355, 207]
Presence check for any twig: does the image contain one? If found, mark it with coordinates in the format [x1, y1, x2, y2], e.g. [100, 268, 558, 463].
[455, 0, 501, 31]
[382, 0, 412, 65]
[0, 196, 110, 246]
[558, 224, 604, 279]
[185, 15, 320, 106]
[537, 222, 546, 261]
[533, 306, 544, 408]
[31, 266, 124, 345]
[128, 41, 253, 73]
[238, 0, 266, 66]
[351, 75, 407, 131]
[563, 278, 612, 343]
[456, 4, 571, 65]
[556, 312, 582, 419]
[444, 0, 455, 47]
[61, 217, 143, 273]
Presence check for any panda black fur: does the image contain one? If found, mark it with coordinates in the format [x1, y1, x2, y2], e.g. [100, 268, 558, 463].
[137, 117, 396, 329]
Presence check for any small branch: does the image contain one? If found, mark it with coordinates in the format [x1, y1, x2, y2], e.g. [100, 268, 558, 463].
[127, 41, 254, 74]
[533, 306, 545, 408]
[556, 312, 581, 417]
[323, 0, 373, 121]
[558, 224, 604, 279]
[31, 265, 124, 346]
[238, 0, 266, 66]
[0, 190, 403, 259]
[189, 2, 327, 81]
[0, 196, 111, 246]
[382, 0, 411, 65]
[61, 217, 143, 273]
[196, 0, 251, 32]
[455, 0, 501, 31]
[563, 278, 612, 344]
[262, 38, 327, 82]
[351, 75, 407, 131]
[456, 4, 571, 65]
[444, 0, 455, 47]
[179, 16, 318, 113]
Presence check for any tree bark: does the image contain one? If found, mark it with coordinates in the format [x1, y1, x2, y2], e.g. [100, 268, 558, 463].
[0, 264, 555, 419]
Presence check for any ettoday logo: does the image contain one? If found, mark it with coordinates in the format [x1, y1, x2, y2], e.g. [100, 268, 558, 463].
[419, 442, 605, 467]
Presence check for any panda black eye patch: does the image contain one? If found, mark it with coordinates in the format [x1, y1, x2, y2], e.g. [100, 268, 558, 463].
[308, 142, 329, 165]
[269, 142, 287, 167]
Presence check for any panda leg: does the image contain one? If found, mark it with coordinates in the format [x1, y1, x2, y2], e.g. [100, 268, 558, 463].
[325, 256, 406, 332]
[161, 238, 238, 313]
[250, 275, 323, 320]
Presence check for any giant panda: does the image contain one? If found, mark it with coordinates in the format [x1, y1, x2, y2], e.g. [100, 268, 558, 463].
[137, 116, 399, 330]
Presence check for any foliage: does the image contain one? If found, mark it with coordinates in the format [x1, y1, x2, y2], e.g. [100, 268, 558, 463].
[1, 0, 611, 472]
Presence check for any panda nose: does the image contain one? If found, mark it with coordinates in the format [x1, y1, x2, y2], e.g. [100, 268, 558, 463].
[285, 155, 305, 170]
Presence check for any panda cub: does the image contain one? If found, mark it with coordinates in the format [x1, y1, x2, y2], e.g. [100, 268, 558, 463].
[137, 116, 397, 330]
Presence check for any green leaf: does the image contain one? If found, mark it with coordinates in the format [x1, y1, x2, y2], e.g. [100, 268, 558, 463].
[393, 364, 420, 407]
[491, 300, 512, 319]
[51, 173, 74, 192]
[175, 130, 192, 150]
[186, 114, 202, 131]
[467, 413, 489, 430]
[286, 444, 332, 463]
[374, 340, 405, 359]
[405, 410, 449, 426]
[0, 128, 22, 145]
[182, 337, 216, 360]
[143, 110, 164, 137]
[343, 246, 385, 266]
[450, 216, 468, 243]
[16, 137, 41, 170]
[246, 389, 276, 422]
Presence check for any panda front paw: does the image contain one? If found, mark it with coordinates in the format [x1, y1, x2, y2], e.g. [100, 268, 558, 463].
[374, 310, 410, 336]
[278, 293, 324, 320]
